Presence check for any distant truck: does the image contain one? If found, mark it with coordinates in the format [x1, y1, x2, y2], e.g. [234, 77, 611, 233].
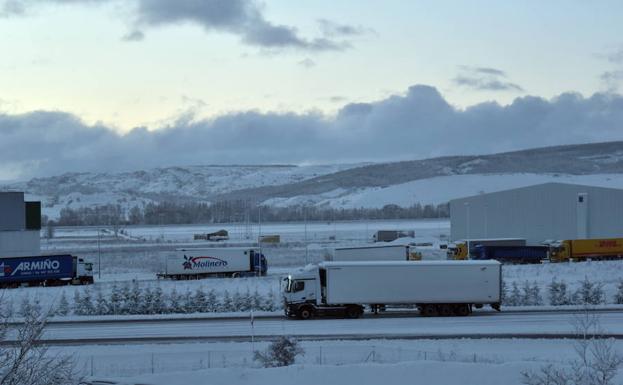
[448, 238, 526, 260]
[471, 245, 549, 264]
[332, 244, 420, 261]
[550, 238, 623, 262]
[0, 254, 93, 288]
[373, 230, 415, 243]
[158, 247, 267, 279]
[194, 229, 229, 241]
[283, 260, 501, 319]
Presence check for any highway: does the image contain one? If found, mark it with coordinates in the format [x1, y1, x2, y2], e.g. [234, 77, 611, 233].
[5, 308, 623, 345]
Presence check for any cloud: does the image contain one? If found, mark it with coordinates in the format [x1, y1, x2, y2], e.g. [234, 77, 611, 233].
[2, 85, 623, 179]
[601, 70, 623, 92]
[2, 0, 353, 51]
[122, 29, 145, 42]
[297, 58, 315, 68]
[606, 48, 623, 64]
[0, 0, 25, 17]
[454, 66, 524, 92]
[317, 18, 371, 37]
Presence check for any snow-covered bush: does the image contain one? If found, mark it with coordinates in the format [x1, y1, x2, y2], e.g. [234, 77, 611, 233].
[522, 281, 543, 306]
[614, 280, 623, 305]
[254, 336, 304, 367]
[504, 282, 523, 306]
[548, 278, 572, 306]
[573, 276, 605, 306]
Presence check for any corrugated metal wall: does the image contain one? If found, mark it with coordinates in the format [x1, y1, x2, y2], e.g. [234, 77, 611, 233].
[0, 230, 40, 257]
[0, 192, 25, 231]
[450, 183, 623, 244]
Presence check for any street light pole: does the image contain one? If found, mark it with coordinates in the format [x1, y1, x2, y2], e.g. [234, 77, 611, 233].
[304, 206, 308, 265]
[464, 202, 470, 259]
[97, 229, 101, 279]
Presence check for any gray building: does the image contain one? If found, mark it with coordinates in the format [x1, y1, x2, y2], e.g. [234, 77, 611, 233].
[0, 192, 41, 256]
[450, 183, 623, 244]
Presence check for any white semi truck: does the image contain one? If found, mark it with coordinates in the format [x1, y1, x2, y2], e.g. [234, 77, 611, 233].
[158, 247, 267, 279]
[333, 244, 420, 261]
[283, 260, 501, 319]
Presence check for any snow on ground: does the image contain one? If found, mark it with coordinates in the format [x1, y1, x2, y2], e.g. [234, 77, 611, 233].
[54, 338, 623, 384]
[266, 173, 623, 208]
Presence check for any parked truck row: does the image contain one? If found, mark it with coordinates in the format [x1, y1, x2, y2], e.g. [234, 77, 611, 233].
[447, 237, 623, 264]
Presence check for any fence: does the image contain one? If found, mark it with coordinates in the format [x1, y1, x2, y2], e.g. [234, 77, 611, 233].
[79, 344, 511, 378]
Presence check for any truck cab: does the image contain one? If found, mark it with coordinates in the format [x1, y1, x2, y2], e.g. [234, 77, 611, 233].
[75, 257, 94, 284]
[283, 269, 319, 319]
[253, 250, 269, 276]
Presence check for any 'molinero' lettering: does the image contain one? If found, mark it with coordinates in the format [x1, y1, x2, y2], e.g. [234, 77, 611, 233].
[191, 257, 228, 269]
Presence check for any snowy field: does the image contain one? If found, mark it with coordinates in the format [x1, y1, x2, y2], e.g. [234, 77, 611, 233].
[59, 338, 623, 384]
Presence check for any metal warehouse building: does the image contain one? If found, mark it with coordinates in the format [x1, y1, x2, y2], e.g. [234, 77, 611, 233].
[0, 192, 41, 256]
[450, 183, 623, 244]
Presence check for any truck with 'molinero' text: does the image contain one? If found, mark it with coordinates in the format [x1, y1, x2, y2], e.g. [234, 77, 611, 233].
[158, 247, 268, 279]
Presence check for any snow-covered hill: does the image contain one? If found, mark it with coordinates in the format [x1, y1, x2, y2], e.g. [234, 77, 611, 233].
[3, 141, 623, 219]
[2, 164, 360, 219]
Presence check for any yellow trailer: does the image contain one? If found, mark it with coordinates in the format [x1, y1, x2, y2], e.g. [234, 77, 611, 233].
[550, 238, 623, 262]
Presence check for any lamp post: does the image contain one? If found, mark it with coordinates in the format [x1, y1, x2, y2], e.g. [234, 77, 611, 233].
[304, 206, 308, 265]
[464, 202, 470, 259]
[97, 228, 102, 279]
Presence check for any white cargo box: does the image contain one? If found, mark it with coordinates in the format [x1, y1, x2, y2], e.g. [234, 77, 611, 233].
[165, 248, 256, 275]
[320, 260, 500, 305]
[333, 244, 409, 261]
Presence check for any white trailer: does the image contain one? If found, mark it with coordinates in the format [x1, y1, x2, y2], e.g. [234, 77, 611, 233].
[333, 244, 416, 261]
[283, 260, 501, 319]
[158, 248, 268, 279]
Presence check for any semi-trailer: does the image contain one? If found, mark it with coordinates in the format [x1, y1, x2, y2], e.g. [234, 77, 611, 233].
[550, 238, 623, 262]
[332, 244, 420, 262]
[471, 245, 549, 264]
[0, 254, 93, 288]
[283, 260, 501, 319]
[448, 238, 526, 260]
[158, 247, 268, 279]
[372, 230, 414, 242]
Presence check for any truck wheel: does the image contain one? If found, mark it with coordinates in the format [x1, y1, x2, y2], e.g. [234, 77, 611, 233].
[439, 304, 453, 317]
[420, 305, 438, 317]
[298, 306, 313, 320]
[231, 272, 240, 278]
[345, 305, 363, 319]
[454, 304, 470, 316]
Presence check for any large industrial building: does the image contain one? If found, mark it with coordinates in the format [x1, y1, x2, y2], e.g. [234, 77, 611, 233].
[450, 183, 623, 244]
[0, 192, 41, 256]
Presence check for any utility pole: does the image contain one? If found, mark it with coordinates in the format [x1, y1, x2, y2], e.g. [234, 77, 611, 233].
[304, 206, 308, 265]
[97, 229, 102, 279]
[464, 202, 470, 259]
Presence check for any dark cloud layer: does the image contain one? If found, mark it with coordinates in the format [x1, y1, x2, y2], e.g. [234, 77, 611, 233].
[1, 0, 355, 51]
[1, 85, 623, 179]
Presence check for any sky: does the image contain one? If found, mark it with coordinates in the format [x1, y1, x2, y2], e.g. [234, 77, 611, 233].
[0, 0, 623, 180]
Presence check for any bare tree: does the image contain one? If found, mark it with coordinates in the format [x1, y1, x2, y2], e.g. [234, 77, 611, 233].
[0, 301, 83, 385]
[522, 311, 622, 385]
